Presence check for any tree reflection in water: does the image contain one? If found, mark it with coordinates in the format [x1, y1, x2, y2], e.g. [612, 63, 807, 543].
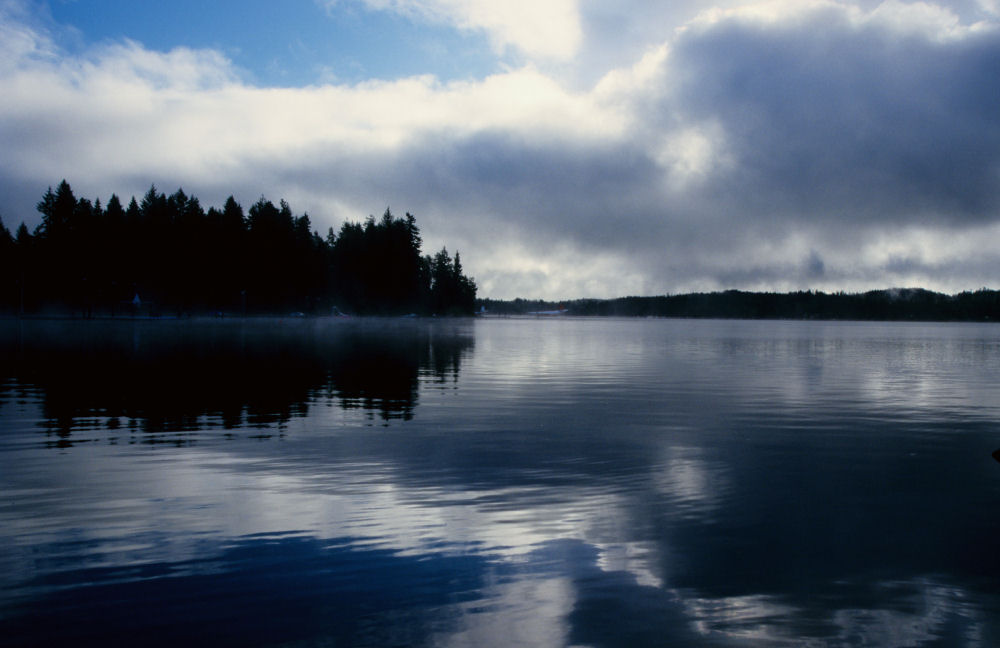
[0, 318, 474, 446]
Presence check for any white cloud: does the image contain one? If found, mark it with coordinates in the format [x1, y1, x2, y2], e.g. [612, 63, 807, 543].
[0, 23, 624, 230]
[326, 0, 583, 59]
[979, 0, 1000, 15]
[0, 1, 56, 66]
[653, 123, 731, 190]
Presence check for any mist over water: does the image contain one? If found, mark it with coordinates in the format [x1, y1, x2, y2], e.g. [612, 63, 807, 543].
[1, 317, 999, 646]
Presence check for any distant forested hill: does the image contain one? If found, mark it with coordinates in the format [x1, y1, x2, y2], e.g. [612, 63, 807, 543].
[480, 288, 1000, 321]
[0, 180, 475, 316]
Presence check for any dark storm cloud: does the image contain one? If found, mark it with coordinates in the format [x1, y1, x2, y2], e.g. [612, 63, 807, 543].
[401, 6, 1000, 294]
[668, 9, 1000, 227]
[393, 132, 666, 247]
[260, 129, 668, 254]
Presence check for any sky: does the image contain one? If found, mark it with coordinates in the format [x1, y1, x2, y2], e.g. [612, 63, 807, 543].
[2, 0, 1000, 299]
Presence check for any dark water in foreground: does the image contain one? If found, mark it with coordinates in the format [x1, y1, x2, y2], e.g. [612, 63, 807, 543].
[1, 317, 999, 647]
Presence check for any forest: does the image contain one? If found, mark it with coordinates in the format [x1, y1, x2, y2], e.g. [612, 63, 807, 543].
[481, 288, 1000, 321]
[0, 180, 476, 316]
[6, 180, 999, 322]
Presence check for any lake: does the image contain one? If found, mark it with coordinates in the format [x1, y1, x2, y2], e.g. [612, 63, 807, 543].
[1, 316, 999, 646]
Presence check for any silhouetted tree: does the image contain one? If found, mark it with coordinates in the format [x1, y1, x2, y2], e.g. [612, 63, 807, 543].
[426, 247, 476, 315]
[0, 216, 14, 312]
[6, 180, 476, 316]
[13, 222, 33, 314]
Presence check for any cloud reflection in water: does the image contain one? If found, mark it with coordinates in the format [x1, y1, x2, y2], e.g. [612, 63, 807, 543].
[1, 318, 999, 645]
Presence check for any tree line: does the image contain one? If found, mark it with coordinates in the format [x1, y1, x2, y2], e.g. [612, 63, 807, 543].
[0, 180, 476, 316]
[481, 288, 1000, 321]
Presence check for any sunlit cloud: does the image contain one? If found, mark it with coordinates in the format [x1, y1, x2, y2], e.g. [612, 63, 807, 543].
[323, 0, 583, 59]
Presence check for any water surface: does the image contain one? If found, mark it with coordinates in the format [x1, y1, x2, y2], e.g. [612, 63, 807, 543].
[1, 317, 999, 646]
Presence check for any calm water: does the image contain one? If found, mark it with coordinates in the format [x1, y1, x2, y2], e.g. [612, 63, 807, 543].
[1, 317, 999, 646]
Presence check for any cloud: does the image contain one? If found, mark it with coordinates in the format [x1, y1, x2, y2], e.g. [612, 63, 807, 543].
[323, 0, 583, 60]
[2, 1, 1000, 297]
[673, 3, 1000, 217]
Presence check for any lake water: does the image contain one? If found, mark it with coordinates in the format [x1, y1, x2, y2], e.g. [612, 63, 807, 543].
[1, 317, 999, 646]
